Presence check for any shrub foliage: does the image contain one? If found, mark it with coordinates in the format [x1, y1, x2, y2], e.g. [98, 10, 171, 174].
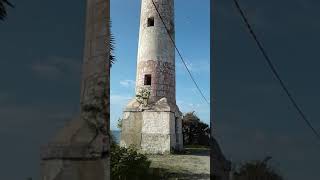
[110, 136, 152, 180]
[233, 157, 283, 180]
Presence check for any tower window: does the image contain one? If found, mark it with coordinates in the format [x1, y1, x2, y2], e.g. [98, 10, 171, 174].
[144, 74, 152, 85]
[147, 17, 154, 27]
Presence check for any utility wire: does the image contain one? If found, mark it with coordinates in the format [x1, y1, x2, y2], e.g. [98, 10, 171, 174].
[232, 0, 320, 140]
[150, 0, 211, 105]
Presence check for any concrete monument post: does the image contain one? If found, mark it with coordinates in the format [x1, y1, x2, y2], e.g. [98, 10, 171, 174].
[40, 0, 110, 180]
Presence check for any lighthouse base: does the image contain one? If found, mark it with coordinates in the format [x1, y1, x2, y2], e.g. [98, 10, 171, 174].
[120, 98, 183, 154]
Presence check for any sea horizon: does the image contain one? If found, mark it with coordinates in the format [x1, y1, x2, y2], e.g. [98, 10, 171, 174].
[111, 130, 120, 144]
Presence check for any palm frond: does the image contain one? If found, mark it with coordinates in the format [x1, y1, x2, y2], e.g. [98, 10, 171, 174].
[109, 20, 116, 67]
[0, 0, 14, 21]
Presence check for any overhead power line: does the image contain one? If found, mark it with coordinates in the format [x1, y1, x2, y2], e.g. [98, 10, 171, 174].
[232, 0, 320, 140]
[150, 0, 211, 105]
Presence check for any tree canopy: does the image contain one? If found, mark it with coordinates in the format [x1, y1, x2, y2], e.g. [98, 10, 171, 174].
[182, 111, 210, 146]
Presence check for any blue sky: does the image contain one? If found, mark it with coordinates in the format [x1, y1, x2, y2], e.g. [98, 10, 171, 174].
[110, 0, 210, 130]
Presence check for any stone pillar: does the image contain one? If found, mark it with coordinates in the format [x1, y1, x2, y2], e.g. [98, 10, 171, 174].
[41, 0, 110, 179]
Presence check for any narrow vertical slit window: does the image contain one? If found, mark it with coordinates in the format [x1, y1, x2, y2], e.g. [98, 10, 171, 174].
[144, 74, 152, 85]
[147, 17, 154, 27]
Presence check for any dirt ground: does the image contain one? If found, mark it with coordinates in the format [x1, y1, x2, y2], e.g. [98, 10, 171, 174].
[147, 147, 210, 180]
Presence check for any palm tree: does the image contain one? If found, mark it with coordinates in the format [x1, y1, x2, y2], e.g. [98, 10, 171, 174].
[233, 157, 283, 180]
[109, 20, 116, 66]
[0, 0, 13, 21]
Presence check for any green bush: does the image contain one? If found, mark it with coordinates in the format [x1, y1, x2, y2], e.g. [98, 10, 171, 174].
[111, 136, 152, 180]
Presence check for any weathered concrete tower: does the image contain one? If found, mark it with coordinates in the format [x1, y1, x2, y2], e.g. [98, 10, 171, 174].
[135, 0, 175, 104]
[120, 0, 183, 154]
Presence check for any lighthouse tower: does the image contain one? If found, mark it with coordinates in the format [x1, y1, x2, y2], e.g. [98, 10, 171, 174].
[120, 0, 183, 154]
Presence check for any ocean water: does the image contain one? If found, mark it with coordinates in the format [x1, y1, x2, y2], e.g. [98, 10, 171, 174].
[111, 130, 120, 144]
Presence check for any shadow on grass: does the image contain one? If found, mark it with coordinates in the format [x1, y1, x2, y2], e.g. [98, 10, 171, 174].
[172, 146, 210, 157]
[148, 168, 210, 180]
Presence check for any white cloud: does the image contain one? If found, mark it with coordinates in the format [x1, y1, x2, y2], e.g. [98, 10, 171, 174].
[176, 99, 210, 125]
[110, 94, 132, 106]
[177, 59, 210, 74]
[31, 56, 81, 79]
[188, 103, 201, 108]
[119, 80, 135, 88]
[190, 88, 210, 104]
[0, 104, 75, 135]
[31, 63, 61, 77]
[182, 61, 194, 71]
